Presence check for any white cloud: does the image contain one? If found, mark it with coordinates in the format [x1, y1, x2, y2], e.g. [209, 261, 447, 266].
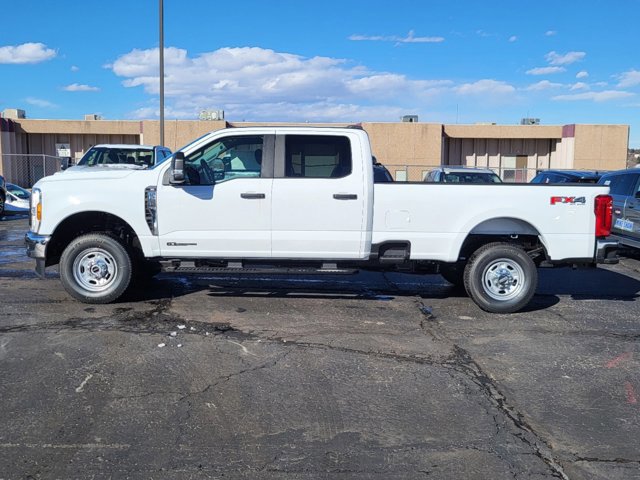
[475, 30, 494, 38]
[71, 65, 79, 72]
[110, 46, 462, 121]
[25, 97, 57, 108]
[545, 51, 586, 66]
[525, 80, 563, 91]
[349, 30, 444, 43]
[63, 83, 100, 92]
[0, 42, 56, 64]
[576, 70, 588, 79]
[545, 30, 557, 36]
[508, 35, 518, 42]
[616, 69, 640, 88]
[570, 82, 589, 91]
[455, 79, 515, 96]
[552, 90, 635, 102]
[526, 66, 566, 75]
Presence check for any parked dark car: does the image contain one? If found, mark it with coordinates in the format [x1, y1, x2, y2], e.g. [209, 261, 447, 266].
[373, 163, 394, 183]
[531, 170, 602, 184]
[597, 169, 640, 249]
[0, 174, 6, 216]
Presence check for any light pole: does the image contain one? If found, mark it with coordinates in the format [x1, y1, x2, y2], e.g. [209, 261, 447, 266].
[159, 0, 165, 146]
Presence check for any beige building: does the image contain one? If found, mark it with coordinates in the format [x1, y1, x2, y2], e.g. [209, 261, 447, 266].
[0, 109, 630, 186]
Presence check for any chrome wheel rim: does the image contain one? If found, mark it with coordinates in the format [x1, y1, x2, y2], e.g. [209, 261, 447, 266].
[72, 248, 118, 292]
[482, 258, 525, 301]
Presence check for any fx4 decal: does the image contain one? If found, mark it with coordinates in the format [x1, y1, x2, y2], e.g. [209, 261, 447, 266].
[550, 196, 586, 205]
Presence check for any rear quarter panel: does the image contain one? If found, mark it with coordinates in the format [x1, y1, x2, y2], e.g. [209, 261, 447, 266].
[372, 183, 610, 262]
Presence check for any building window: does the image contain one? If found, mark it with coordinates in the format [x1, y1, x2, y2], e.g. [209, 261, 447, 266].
[395, 170, 407, 182]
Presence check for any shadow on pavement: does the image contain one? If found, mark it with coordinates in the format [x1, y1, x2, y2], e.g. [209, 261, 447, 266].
[538, 266, 640, 301]
[121, 264, 640, 311]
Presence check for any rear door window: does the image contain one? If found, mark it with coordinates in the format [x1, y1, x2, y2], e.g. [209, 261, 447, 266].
[284, 135, 351, 178]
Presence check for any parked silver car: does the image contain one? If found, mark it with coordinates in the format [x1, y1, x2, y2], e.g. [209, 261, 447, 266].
[4, 183, 31, 215]
[598, 169, 640, 249]
[424, 166, 502, 184]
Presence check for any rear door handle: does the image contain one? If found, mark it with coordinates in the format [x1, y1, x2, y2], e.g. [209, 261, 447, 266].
[333, 194, 358, 200]
[240, 193, 266, 199]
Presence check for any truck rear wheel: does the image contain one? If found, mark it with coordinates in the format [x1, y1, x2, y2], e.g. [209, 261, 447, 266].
[59, 233, 132, 304]
[463, 242, 537, 313]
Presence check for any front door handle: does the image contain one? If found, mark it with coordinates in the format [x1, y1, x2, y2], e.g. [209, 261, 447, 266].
[240, 193, 266, 199]
[333, 194, 358, 200]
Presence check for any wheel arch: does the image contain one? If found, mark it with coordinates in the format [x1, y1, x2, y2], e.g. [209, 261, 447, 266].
[46, 211, 142, 267]
[455, 217, 547, 262]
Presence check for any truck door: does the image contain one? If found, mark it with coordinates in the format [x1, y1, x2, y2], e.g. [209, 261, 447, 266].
[270, 132, 370, 259]
[156, 134, 274, 258]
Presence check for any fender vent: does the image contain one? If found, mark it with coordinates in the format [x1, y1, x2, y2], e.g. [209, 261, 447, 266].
[144, 186, 158, 235]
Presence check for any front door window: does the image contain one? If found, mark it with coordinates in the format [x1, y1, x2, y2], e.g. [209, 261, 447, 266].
[183, 135, 264, 185]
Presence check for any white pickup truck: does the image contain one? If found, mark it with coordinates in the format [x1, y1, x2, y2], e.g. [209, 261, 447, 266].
[26, 126, 618, 313]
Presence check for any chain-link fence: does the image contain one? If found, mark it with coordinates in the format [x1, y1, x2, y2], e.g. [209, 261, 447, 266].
[1, 154, 64, 188]
[385, 165, 542, 183]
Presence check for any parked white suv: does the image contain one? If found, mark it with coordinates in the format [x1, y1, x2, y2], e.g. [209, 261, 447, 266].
[66, 144, 172, 171]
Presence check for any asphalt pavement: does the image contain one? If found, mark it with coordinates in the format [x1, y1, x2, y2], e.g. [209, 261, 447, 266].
[0, 216, 639, 479]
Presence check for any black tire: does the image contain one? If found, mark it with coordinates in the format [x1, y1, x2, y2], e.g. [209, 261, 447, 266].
[59, 233, 132, 304]
[463, 242, 537, 314]
[0, 193, 5, 217]
[440, 262, 465, 287]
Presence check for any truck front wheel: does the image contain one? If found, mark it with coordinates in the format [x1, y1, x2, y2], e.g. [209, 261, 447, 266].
[60, 233, 132, 304]
[463, 242, 537, 314]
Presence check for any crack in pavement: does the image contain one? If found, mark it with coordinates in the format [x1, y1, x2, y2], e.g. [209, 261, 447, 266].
[573, 456, 640, 465]
[443, 345, 569, 479]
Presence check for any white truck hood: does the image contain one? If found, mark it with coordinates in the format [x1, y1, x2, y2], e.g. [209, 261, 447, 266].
[40, 166, 143, 184]
[65, 164, 148, 173]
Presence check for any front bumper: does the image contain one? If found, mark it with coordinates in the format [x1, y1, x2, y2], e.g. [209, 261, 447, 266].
[25, 231, 51, 278]
[595, 238, 619, 265]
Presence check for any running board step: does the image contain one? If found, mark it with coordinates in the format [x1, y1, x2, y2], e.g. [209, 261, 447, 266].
[161, 264, 358, 275]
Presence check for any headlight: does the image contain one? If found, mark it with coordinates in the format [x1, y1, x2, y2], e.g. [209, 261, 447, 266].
[30, 188, 42, 233]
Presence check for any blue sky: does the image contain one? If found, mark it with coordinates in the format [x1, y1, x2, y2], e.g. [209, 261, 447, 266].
[2, 0, 639, 146]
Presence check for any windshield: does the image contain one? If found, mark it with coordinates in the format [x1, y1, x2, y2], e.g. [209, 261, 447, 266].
[78, 147, 155, 167]
[443, 172, 502, 183]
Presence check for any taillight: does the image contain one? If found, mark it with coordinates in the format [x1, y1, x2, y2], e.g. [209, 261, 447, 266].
[594, 194, 612, 237]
